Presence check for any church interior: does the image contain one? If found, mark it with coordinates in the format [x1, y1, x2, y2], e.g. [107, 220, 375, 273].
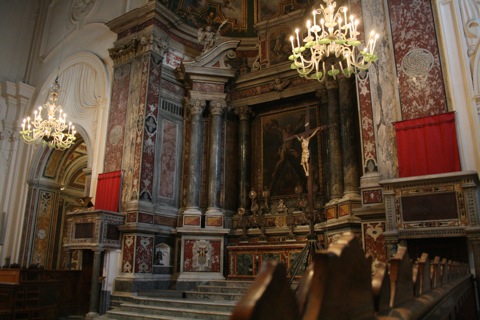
[1, 0, 480, 318]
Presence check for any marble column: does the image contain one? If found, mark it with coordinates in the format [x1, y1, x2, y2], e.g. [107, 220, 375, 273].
[86, 249, 103, 319]
[183, 99, 205, 227]
[326, 77, 344, 202]
[206, 100, 226, 227]
[338, 75, 360, 200]
[235, 106, 252, 210]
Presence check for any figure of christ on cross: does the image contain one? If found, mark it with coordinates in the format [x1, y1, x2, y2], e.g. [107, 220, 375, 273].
[295, 127, 321, 177]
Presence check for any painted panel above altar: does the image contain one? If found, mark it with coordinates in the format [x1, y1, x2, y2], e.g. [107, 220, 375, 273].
[166, 0, 316, 36]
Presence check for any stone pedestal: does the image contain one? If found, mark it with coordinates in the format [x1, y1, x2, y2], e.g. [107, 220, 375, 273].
[175, 230, 229, 289]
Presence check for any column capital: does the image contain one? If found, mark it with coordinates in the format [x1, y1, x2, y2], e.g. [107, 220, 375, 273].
[325, 77, 339, 90]
[315, 84, 328, 104]
[188, 98, 206, 115]
[234, 106, 252, 121]
[209, 100, 227, 116]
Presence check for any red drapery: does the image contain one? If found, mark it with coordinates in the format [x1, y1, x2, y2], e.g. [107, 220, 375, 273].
[394, 112, 461, 177]
[94, 170, 122, 212]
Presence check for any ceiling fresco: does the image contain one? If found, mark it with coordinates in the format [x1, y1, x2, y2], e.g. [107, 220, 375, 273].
[166, 0, 315, 37]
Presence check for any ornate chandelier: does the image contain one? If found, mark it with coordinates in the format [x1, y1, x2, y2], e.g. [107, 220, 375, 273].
[20, 77, 76, 150]
[289, 0, 379, 81]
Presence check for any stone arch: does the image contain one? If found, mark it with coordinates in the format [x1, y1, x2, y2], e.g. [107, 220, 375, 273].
[20, 135, 89, 268]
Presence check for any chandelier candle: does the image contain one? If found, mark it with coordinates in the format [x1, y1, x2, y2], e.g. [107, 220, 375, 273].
[20, 78, 76, 150]
[289, 0, 379, 81]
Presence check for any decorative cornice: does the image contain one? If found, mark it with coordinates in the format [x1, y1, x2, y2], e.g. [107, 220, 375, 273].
[108, 38, 139, 65]
[181, 40, 240, 80]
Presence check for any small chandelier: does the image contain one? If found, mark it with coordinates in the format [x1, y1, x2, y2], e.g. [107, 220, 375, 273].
[20, 77, 76, 150]
[289, 0, 379, 81]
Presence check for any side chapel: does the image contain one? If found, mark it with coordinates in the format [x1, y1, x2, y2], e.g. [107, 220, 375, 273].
[1, 0, 480, 316]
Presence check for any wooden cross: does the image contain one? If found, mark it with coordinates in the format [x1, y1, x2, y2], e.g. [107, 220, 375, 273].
[282, 109, 334, 227]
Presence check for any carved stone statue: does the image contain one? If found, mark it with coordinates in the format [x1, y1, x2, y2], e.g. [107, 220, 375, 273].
[197, 20, 228, 54]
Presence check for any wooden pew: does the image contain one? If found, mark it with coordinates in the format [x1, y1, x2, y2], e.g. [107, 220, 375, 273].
[230, 232, 476, 320]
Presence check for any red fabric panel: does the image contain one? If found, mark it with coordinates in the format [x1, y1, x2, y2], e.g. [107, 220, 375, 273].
[394, 112, 461, 177]
[94, 170, 122, 212]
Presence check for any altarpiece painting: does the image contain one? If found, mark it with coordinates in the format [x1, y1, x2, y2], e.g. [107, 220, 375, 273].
[261, 105, 321, 197]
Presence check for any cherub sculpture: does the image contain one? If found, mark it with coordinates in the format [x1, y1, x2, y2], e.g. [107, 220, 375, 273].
[197, 20, 228, 54]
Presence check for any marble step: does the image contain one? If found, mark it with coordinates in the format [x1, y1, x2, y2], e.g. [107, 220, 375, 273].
[107, 301, 232, 320]
[102, 309, 211, 320]
[183, 290, 244, 301]
[205, 280, 253, 288]
[194, 284, 248, 294]
[129, 296, 235, 312]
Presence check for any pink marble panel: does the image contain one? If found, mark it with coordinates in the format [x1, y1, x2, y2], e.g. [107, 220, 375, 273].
[104, 64, 131, 172]
[192, 82, 224, 93]
[159, 120, 177, 199]
[388, 0, 447, 119]
[350, 0, 378, 171]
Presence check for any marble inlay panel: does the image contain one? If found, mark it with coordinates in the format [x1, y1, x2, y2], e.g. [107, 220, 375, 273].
[138, 212, 154, 224]
[135, 235, 153, 273]
[206, 216, 223, 227]
[388, 0, 447, 119]
[121, 57, 144, 205]
[183, 239, 221, 272]
[140, 55, 163, 202]
[235, 254, 253, 275]
[159, 120, 177, 199]
[122, 235, 135, 273]
[105, 64, 131, 172]
[363, 189, 383, 204]
[363, 222, 387, 268]
[184, 215, 201, 226]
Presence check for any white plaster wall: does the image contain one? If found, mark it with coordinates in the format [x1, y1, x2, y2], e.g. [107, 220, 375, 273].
[434, 0, 480, 173]
[0, 0, 150, 265]
[0, 1, 38, 83]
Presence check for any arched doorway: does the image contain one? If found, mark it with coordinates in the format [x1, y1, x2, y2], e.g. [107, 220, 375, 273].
[19, 135, 89, 269]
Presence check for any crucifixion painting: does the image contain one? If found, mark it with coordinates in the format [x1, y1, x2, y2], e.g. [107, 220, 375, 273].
[262, 106, 323, 196]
